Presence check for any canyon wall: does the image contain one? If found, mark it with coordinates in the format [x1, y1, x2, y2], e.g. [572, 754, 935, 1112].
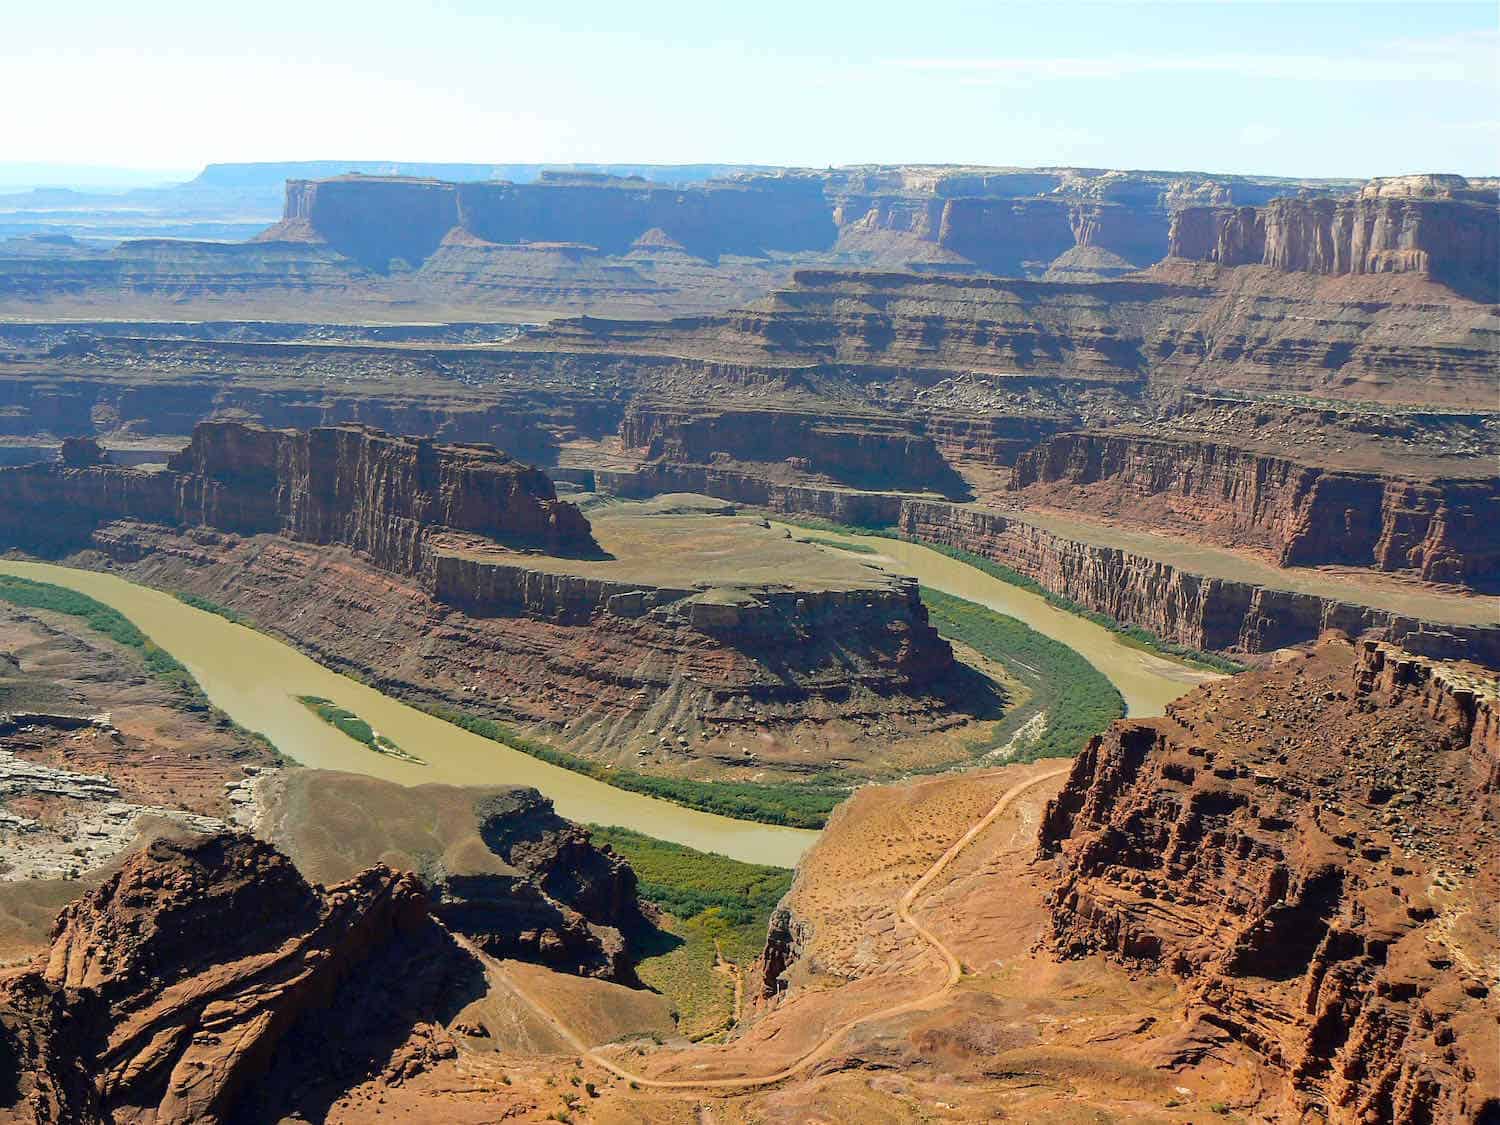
[1010, 432, 1500, 585]
[268, 172, 837, 269]
[1038, 640, 1499, 1122]
[259, 166, 1373, 280]
[538, 265, 1495, 408]
[0, 421, 598, 564]
[595, 464, 905, 526]
[619, 402, 965, 493]
[897, 499, 1500, 665]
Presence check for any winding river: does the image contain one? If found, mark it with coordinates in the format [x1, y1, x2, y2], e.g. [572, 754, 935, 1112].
[0, 542, 1213, 867]
[0, 559, 817, 867]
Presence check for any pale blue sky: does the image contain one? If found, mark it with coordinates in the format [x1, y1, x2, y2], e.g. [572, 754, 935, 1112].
[5, 0, 1495, 177]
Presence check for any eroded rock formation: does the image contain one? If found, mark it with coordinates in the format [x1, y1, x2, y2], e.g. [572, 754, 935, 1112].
[1039, 639, 1499, 1123]
[0, 421, 598, 563]
[1010, 431, 1500, 585]
[0, 834, 441, 1124]
[898, 499, 1500, 664]
[0, 421, 963, 761]
[0, 782, 657, 1123]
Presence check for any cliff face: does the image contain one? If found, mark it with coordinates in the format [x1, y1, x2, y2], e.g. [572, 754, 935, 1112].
[263, 167, 1364, 282]
[1169, 182, 1499, 300]
[619, 402, 966, 494]
[897, 499, 1500, 665]
[538, 264, 1495, 409]
[1010, 432, 1500, 586]
[1038, 640, 1499, 1123]
[0, 421, 599, 567]
[269, 173, 837, 269]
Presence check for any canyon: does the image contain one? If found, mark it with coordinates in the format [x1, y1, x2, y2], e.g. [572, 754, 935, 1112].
[0, 166, 1493, 671]
[0, 155, 1494, 1121]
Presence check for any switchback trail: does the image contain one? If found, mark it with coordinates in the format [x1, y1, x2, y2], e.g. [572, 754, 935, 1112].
[579, 766, 1072, 1091]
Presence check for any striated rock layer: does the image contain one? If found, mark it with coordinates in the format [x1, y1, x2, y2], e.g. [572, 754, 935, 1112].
[1168, 177, 1499, 301]
[0, 420, 598, 563]
[1010, 431, 1500, 586]
[0, 421, 961, 758]
[0, 784, 656, 1124]
[1038, 639, 1499, 1122]
[898, 499, 1500, 665]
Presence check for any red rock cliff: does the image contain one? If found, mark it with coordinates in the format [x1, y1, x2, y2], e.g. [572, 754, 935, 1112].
[1038, 640, 1500, 1123]
[0, 421, 599, 567]
[1010, 431, 1500, 585]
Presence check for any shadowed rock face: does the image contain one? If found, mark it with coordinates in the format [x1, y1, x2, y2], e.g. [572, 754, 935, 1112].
[1038, 639, 1500, 1124]
[1168, 182, 1499, 301]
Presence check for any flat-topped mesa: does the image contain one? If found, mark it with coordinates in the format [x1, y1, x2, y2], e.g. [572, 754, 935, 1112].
[255, 166, 1367, 279]
[0, 421, 600, 569]
[1167, 175, 1499, 299]
[263, 172, 836, 269]
[1009, 431, 1500, 586]
[1037, 639, 1500, 1123]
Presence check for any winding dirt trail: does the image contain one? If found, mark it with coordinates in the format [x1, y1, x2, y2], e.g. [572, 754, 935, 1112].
[577, 765, 1071, 1091]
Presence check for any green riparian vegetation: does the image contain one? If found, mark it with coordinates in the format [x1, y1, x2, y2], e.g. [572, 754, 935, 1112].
[297, 695, 423, 763]
[793, 534, 879, 554]
[0, 574, 281, 756]
[588, 825, 792, 1040]
[173, 591, 245, 624]
[765, 514, 1244, 674]
[921, 586, 1124, 761]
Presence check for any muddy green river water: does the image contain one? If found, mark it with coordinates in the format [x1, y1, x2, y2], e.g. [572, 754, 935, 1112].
[1, 539, 1214, 868]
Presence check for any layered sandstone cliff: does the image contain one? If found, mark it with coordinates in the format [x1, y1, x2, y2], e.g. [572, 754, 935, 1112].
[1038, 639, 1499, 1122]
[536, 263, 1497, 409]
[0, 421, 598, 565]
[619, 401, 966, 494]
[1010, 432, 1500, 586]
[263, 172, 836, 269]
[0, 786, 656, 1124]
[1168, 176, 1498, 300]
[0, 834, 437, 1124]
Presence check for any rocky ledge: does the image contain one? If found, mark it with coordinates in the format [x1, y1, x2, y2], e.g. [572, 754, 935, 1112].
[899, 499, 1500, 666]
[1038, 638, 1499, 1123]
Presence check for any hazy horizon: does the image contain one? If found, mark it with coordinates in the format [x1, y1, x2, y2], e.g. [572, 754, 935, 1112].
[6, 1, 1496, 180]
